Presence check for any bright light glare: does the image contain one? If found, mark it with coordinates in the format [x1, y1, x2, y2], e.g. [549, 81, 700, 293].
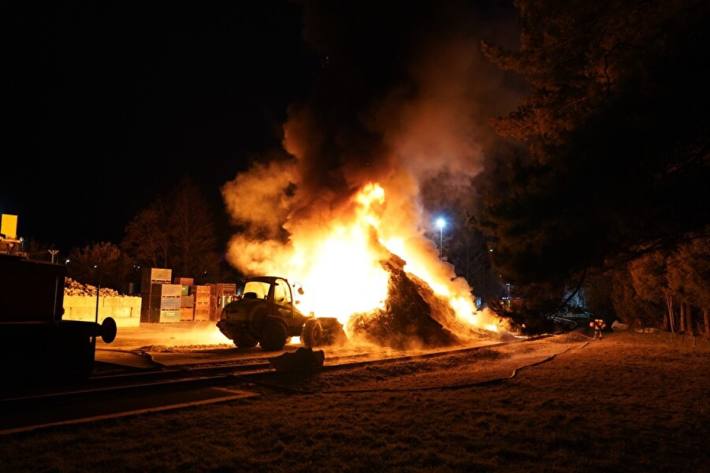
[435, 217, 447, 230]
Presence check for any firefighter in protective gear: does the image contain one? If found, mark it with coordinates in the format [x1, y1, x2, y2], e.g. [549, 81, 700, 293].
[589, 318, 606, 339]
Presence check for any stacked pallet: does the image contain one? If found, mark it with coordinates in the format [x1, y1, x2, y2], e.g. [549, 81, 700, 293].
[175, 277, 195, 321]
[140, 270, 240, 323]
[150, 283, 182, 323]
[193, 285, 211, 321]
[140, 268, 177, 323]
[209, 283, 237, 321]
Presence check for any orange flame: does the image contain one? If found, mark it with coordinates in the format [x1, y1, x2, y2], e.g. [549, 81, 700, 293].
[226, 180, 503, 337]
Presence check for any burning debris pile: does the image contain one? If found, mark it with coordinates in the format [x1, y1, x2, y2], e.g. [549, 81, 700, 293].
[64, 277, 121, 297]
[348, 255, 459, 349]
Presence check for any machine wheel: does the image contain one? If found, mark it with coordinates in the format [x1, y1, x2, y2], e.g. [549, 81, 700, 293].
[233, 333, 259, 349]
[260, 319, 287, 351]
[302, 318, 347, 347]
[301, 319, 324, 347]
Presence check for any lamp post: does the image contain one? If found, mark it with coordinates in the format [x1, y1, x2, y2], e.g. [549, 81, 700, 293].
[48, 249, 59, 264]
[93, 264, 101, 325]
[435, 216, 447, 257]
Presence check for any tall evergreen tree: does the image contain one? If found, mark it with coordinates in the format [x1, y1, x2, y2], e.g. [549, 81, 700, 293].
[476, 0, 710, 289]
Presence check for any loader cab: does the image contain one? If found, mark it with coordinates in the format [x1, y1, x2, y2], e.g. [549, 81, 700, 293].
[241, 279, 271, 301]
[239, 276, 296, 319]
[272, 277, 294, 317]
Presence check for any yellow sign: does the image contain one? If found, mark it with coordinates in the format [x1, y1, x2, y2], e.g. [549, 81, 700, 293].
[1, 214, 18, 239]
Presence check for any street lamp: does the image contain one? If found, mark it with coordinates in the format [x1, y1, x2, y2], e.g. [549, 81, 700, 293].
[435, 216, 447, 257]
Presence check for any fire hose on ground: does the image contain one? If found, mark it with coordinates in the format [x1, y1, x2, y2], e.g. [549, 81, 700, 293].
[255, 340, 591, 395]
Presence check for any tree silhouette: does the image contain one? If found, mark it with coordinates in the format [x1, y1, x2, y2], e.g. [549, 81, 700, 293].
[67, 241, 130, 291]
[122, 178, 220, 281]
[167, 178, 220, 279]
[122, 200, 170, 268]
[475, 0, 710, 295]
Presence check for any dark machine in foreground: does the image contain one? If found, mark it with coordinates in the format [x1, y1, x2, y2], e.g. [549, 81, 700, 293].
[0, 254, 117, 381]
[217, 276, 345, 350]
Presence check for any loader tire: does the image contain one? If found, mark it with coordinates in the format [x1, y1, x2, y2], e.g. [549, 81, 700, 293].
[302, 318, 347, 347]
[260, 318, 287, 351]
[233, 333, 258, 349]
[301, 319, 324, 348]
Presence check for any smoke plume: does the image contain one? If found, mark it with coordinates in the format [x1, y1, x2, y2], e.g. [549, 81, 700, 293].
[222, 1, 515, 338]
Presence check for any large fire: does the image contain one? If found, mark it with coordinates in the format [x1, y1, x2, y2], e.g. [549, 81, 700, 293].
[221, 7, 507, 344]
[289, 183, 390, 324]
[225, 176, 503, 340]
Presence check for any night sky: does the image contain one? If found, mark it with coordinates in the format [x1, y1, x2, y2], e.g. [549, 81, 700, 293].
[2, 1, 514, 251]
[3, 3, 314, 249]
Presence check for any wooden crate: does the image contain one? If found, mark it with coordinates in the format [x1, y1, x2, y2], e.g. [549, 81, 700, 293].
[159, 309, 181, 323]
[140, 271, 173, 322]
[173, 277, 194, 286]
[141, 268, 172, 293]
[194, 308, 210, 321]
[180, 307, 194, 321]
[181, 294, 194, 308]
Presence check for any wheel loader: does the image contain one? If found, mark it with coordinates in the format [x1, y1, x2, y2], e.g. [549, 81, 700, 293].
[216, 276, 346, 351]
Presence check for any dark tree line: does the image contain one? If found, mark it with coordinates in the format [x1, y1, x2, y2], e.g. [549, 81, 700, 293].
[122, 178, 220, 279]
[61, 179, 221, 291]
[592, 239, 710, 336]
[473, 0, 710, 329]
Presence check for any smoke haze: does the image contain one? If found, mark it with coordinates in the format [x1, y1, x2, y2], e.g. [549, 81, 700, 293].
[222, 0, 517, 335]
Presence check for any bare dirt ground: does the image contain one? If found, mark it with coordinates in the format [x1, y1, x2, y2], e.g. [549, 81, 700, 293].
[2, 331, 709, 473]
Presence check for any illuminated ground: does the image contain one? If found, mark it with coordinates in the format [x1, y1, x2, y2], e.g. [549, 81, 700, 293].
[97, 321, 233, 351]
[95, 321, 505, 370]
[3, 331, 709, 472]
